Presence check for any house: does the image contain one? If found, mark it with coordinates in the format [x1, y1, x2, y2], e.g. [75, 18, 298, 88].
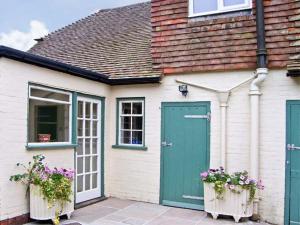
[0, 0, 299, 224]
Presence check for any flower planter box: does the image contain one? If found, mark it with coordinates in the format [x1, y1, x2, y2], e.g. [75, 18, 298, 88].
[30, 184, 74, 222]
[204, 183, 253, 223]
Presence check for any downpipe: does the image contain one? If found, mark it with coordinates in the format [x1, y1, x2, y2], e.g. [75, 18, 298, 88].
[249, 68, 268, 219]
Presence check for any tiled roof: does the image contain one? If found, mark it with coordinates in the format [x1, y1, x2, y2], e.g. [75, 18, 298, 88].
[29, 2, 161, 79]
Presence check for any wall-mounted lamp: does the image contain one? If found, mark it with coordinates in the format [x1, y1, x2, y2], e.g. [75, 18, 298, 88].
[179, 84, 188, 97]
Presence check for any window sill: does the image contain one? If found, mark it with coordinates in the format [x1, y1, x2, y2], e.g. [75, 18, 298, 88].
[26, 144, 78, 150]
[112, 145, 148, 151]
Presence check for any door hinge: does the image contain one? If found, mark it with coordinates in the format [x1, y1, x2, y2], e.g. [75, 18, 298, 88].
[184, 112, 211, 121]
[287, 144, 300, 151]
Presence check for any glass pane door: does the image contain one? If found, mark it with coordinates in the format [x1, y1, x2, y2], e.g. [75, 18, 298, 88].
[76, 97, 102, 203]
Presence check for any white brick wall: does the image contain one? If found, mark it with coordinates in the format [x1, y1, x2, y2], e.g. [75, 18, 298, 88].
[108, 70, 297, 225]
[0, 57, 296, 225]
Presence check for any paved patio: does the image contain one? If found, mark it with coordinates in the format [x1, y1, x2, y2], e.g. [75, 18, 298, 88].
[26, 198, 268, 225]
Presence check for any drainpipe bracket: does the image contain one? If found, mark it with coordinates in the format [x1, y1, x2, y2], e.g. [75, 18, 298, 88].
[249, 90, 263, 96]
[256, 68, 268, 75]
[218, 91, 230, 106]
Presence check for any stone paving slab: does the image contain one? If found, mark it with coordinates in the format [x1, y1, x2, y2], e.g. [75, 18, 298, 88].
[25, 198, 268, 225]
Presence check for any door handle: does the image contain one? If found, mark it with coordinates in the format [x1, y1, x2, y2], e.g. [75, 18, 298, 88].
[162, 141, 173, 147]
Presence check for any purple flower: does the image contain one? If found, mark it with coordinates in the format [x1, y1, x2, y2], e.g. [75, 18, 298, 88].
[257, 180, 265, 190]
[200, 172, 208, 179]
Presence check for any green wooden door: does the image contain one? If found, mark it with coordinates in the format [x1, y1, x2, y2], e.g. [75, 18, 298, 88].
[160, 102, 210, 210]
[286, 101, 300, 225]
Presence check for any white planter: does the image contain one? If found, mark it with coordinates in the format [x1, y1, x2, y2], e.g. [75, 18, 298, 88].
[204, 183, 253, 222]
[30, 184, 74, 222]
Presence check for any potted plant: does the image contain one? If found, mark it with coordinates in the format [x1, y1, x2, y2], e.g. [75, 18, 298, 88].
[10, 155, 74, 225]
[200, 167, 264, 222]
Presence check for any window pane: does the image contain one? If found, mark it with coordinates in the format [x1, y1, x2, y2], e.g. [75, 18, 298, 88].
[92, 138, 98, 154]
[122, 103, 131, 114]
[78, 101, 83, 118]
[85, 139, 91, 155]
[77, 157, 83, 174]
[132, 102, 142, 114]
[85, 102, 91, 118]
[86, 120, 91, 136]
[121, 116, 131, 129]
[85, 156, 91, 173]
[92, 121, 98, 136]
[120, 130, 131, 144]
[132, 131, 143, 145]
[92, 156, 98, 172]
[28, 99, 69, 143]
[93, 103, 98, 119]
[193, 0, 218, 14]
[85, 174, 91, 191]
[77, 138, 83, 155]
[224, 0, 245, 6]
[92, 173, 98, 189]
[31, 88, 69, 102]
[77, 175, 83, 193]
[132, 117, 143, 130]
[78, 120, 83, 136]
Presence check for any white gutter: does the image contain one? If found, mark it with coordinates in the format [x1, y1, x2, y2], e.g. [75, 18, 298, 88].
[176, 76, 255, 168]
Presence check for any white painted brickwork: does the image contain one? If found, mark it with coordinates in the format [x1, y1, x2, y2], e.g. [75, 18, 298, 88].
[108, 70, 296, 225]
[0, 57, 297, 225]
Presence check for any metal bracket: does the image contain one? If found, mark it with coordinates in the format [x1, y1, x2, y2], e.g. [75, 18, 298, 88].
[162, 141, 173, 147]
[287, 144, 300, 151]
[184, 112, 211, 121]
[182, 195, 204, 200]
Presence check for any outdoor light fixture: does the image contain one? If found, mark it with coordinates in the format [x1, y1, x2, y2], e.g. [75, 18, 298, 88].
[179, 84, 188, 97]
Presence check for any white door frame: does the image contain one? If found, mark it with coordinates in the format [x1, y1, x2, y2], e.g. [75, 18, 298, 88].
[75, 96, 102, 203]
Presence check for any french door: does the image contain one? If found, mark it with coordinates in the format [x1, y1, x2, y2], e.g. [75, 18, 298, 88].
[76, 96, 102, 203]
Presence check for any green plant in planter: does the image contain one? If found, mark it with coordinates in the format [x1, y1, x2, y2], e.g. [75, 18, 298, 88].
[10, 155, 74, 225]
[200, 167, 264, 203]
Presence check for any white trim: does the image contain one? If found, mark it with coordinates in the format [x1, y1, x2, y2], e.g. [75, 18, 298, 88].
[29, 85, 72, 104]
[189, 0, 252, 18]
[27, 142, 72, 147]
[118, 99, 144, 147]
[29, 96, 71, 105]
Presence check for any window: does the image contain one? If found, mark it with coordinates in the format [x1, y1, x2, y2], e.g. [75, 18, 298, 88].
[28, 85, 72, 146]
[117, 99, 144, 147]
[189, 0, 252, 17]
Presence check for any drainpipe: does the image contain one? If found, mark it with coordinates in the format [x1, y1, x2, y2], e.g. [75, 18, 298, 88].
[250, 0, 268, 219]
[218, 92, 230, 168]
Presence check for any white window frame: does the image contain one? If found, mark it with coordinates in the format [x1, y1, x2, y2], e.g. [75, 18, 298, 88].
[189, 0, 252, 17]
[28, 85, 73, 147]
[118, 99, 144, 147]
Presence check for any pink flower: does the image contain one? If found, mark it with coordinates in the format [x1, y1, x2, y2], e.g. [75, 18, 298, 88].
[229, 185, 235, 190]
[200, 172, 208, 179]
[257, 180, 265, 190]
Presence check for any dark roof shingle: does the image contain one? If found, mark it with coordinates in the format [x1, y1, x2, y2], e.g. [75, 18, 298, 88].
[29, 2, 161, 79]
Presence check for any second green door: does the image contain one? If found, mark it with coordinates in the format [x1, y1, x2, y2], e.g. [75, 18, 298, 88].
[160, 102, 210, 210]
